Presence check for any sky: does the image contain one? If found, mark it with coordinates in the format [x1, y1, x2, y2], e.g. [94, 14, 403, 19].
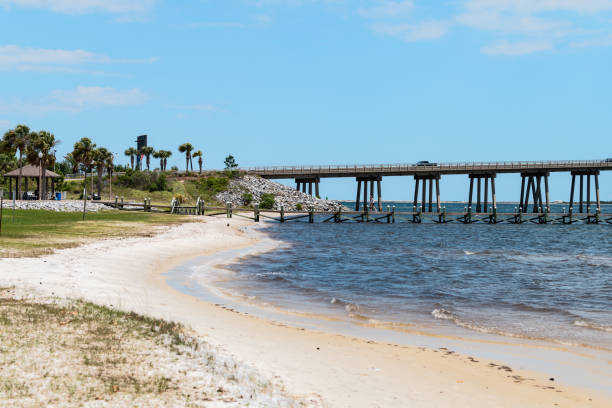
[0, 0, 611, 200]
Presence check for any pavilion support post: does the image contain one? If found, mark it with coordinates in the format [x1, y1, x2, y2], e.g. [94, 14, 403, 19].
[315, 181, 320, 198]
[296, 181, 300, 191]
[377, 178, 382, 212]
[579, 175, 584, 213]
[9, 178, 12, 198]
[308, 182, 312, 196]
[302, 183, 306, 194]
[435, 177, 441, 213]
[586, 175, 591, 213]
[569, 174, 576, 211]
[476, 177, 482, 213]
[355, 180, 361, 211]
[595, 174, 601, 212]
[524, 177, 532, 213]
[535, 176, 542, 213]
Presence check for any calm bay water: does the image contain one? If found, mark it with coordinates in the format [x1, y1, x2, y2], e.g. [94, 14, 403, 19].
[217, 202, 612, 349]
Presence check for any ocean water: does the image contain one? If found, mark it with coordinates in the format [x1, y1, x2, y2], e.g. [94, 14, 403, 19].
[215, 204, 612, 350]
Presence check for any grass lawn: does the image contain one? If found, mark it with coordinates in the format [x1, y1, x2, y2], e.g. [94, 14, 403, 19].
[0, 209, 190, 258]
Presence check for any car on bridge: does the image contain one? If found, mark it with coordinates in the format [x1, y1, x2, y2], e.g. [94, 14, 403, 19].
[416, 160, 438, 166]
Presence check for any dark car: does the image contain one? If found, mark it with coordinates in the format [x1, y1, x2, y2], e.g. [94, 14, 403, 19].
[416, 160, 438, 166]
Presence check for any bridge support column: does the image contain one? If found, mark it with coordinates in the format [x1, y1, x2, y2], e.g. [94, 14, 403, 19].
[468, 174, 496, 213]
[356, 176, 382, 211]
[414, 174, 441, 213]
[520, 172, 549, 213]
[569, 171, 599, 213]
[295, 177, 320, 197]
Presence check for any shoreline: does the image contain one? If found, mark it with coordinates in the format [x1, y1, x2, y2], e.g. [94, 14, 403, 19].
[1, 217, 610, 407]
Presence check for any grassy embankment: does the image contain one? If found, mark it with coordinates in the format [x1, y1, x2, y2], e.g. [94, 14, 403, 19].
[0, 209, 190, 258]
[0, 291, 297, 407]
[62, 170, 241, 206]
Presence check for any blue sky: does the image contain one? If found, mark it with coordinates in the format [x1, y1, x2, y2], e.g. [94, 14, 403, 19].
[1, 0, 611, 200]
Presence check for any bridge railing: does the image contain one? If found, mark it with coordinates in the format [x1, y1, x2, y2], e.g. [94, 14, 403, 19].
[246, 159, 611, 173]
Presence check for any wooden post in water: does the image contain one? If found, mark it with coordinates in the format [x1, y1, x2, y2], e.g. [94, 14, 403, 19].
[530, 177, 538, 213]
[369, 180, 374, 211]
[392, 205, 396, 223]
[535, 176, 542, 213]
[491, 177, 497, 210]
[254, 204, 259, 222]
[309, 207, 314, 223]
[544, 175, 550, 213]
[355, 180, 361, 211]
[421, 178, 426, 214]
[280, 205, 285, 223]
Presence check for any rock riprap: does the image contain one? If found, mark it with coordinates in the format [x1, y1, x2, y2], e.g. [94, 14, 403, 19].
[4, 200, 111, 212]
[216, 175, 344, 211]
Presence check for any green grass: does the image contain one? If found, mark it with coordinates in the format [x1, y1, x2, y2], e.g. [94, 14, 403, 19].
[0, 209, 189, 258]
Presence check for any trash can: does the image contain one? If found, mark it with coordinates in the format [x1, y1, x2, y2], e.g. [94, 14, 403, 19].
[55, 192, 62, 201]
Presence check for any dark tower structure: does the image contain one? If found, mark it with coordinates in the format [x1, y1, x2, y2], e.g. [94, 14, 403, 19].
[135, 135, 147, 170]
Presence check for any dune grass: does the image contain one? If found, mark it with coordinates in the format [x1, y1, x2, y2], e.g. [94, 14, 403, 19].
[0, 209, 190, 258]
[0, 291, 302, 407]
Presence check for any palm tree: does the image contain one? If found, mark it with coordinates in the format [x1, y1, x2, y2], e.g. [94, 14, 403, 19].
[163, 150, 172, 171]
[72, 138, 96, 194]
[92, 147, 112, 196]
[124, 147, 138, 171]
[192, 150, 203, 174]
[153, 150, 162, 171]
[178, 143, 193, 173]
[104, 152, 115, 200]
[27, 130, 59, 200]
[64, 152, 79, 174]
[2, 124, 34, 199]
[140, 146, 155, 171]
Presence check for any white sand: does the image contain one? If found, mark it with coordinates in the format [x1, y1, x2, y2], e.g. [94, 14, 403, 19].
[1, 217, 610, 407]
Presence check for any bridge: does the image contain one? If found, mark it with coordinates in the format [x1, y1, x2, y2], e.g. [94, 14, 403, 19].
[248, 159, 612, 214]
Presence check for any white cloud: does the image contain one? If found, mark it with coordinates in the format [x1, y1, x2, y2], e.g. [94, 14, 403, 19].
[0, 45, 157, 73]
[166, 104, 216, 112]
[0, 86, 149, 115]
[464, 0, 612, 14]
[570, 33, 612, 47]
[481, 40, 554, 55]
[0, 0, 155, 14]
[371, 20, 449, 42]
[358, 1, 413, 19]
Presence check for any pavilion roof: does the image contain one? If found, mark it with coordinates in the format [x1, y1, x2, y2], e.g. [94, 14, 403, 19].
[2, 164, 61, 178]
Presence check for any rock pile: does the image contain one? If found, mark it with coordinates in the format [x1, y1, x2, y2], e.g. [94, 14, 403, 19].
[216, 175, 344, 211]
[3, 200, 111, 212]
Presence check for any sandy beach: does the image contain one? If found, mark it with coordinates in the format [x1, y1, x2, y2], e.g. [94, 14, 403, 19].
[1, 217, 610, 407]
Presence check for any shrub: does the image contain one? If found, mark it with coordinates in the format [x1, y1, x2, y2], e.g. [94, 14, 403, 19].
[259, 193, 275, 209]
[242, 192, 253, 205]
[295, 203, 303, 211]
[173, 194, 186, 204]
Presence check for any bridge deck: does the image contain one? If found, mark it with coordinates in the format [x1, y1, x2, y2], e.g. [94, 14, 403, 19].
[248, 160, 612, 179]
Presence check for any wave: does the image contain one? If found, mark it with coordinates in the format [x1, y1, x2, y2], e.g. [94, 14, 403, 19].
[575, 254, 612, 268]
[573, 319, 612, 333]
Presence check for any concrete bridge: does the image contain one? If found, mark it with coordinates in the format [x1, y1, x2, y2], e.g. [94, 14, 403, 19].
[248, 159, 612, 214]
